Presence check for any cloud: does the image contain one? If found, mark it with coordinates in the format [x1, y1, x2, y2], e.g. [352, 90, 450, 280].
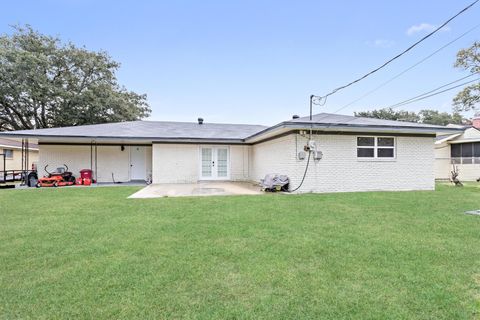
[366, 39, 396, 48]
[406, 23, 451, 36]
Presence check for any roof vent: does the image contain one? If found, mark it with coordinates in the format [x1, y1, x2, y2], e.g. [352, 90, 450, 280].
[292, 115, 299, 119]
[198, 117, 204, 125]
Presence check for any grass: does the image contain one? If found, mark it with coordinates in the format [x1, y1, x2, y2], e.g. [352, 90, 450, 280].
[1, 184, 480, 319]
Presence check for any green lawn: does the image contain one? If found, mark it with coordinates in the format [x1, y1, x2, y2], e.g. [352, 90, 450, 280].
[1, 184, 480, 319]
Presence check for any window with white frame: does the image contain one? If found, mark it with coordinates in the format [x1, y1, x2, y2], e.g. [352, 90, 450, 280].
[3, 149, 13, 159]
[357, 137, 395, 158]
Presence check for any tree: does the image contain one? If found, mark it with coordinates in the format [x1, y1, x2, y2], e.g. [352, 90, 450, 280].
[354, 108, 465, 126]
[0, 25, 151, 131]
[354, 108, 420, 122]
[418, 109, 464, 126]
[453, 42, 480, 112]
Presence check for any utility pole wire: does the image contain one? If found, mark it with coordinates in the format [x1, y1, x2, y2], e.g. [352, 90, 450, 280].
[387, 75, 479, 109]
[334, 23, 480, 114]
[318, 0, 479, 103]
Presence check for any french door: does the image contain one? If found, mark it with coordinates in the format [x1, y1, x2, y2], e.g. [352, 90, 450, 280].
[200, 147, 229, 180]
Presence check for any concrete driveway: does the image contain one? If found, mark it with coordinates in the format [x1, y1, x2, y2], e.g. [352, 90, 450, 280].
[129, 181, 263, 198]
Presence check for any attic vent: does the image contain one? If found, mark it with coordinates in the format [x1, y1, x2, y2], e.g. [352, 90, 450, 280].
[292, 115, 299, 119]
[198, 117, 204, 125]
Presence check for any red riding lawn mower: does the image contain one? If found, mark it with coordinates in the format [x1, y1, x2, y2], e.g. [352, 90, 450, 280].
[36, 164, 76, 188]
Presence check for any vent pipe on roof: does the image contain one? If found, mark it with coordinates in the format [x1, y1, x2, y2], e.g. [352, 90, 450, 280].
[198, 117, 204, 125]
[292, 115, 299, 119]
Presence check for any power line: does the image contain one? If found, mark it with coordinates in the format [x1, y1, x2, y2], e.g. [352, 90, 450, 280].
[317, 0, 479, 103]
[390, 78, 479, 109]
[386, 75, 479, 109]
[326, 75, 478, 128]
[334, 23, 480, 113]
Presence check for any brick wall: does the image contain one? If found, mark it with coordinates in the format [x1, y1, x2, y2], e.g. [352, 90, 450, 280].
[152, 144, 251, 183]
[251, 133, 435, 193]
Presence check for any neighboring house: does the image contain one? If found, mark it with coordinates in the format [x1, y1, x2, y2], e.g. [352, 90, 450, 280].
[0, 138, 39, 172]
[0, 113, 459, 193]
[435, 114, 480, 181]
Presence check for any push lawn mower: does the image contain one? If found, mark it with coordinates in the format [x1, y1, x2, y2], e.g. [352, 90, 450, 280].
[36, 164, 76, 188]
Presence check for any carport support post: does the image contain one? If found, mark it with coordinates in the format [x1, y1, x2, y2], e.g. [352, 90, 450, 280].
[25, 139, 29, 184]
[94, 142, 98, 184]
[1, 153, 5, 182]
[90, 141, 93, 176]
[89, 140, 98, 184]
[20, 138, 29, 186]
[21, 139, 24, 183]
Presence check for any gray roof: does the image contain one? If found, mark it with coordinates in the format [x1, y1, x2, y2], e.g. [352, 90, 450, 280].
[289, 113, 452, 129]
[246, 113, 461, 140]
[0, 121, 267, 141]
[0, 113, 461, 143]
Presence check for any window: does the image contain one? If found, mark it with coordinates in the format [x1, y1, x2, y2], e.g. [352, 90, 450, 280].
[452, 142, 480, 164]
[462, 143, 473, 164]
[451, 144, 461, 164]
[3, 149, 13, 159]
[357, 137, 395, 159]
[475, 143, 480, 164]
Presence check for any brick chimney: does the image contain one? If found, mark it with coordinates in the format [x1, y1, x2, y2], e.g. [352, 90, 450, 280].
[473, 113, 480, 129]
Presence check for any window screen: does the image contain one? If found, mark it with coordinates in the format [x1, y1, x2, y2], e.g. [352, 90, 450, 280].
[451, 144, 461, 158]
[357, 137, 375, 146]
[475, 143, 480, 157]
[357, 148, 374, 157]
[461, 143, 473, 157]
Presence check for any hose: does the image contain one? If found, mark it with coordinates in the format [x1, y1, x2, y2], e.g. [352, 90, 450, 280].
[289, 150, 311, 193]
[111, 172, 123, 184]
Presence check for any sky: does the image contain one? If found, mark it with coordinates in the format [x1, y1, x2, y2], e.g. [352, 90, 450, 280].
[1, 0, 479, 125]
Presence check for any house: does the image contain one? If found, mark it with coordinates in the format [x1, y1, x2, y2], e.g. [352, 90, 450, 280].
[0, 138, 39, 172]
[434, 114, 480, 181]
[0, 113, 460, 193]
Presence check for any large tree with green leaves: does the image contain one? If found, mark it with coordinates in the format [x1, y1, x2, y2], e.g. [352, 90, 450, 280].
[354, 108, 465, 126]
[417, 109, 465, 126]
[0, 25, 151, 131]
[354, 108, 420, 122]
[453, 41, 479, 112]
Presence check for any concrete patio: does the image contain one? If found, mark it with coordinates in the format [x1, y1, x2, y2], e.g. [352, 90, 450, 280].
[129, 181, 263, 198]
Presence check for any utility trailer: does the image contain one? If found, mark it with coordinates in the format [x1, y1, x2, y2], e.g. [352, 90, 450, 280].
[0, 139, 37, 189]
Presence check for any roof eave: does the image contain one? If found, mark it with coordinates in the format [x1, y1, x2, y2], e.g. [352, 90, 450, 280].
[0, 132, 246, 144]
[245, 122, 464, 142]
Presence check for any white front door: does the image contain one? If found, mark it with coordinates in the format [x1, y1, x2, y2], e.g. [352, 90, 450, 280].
[130, 146, 146, 180]
[200, 147, 230, 180]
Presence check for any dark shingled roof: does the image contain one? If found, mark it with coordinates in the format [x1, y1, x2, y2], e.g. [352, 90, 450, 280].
[244, 113, 463, 141]
[288, 113, 452, 129]
[0, 113, 462, 142]
[0, 121, 268, 141]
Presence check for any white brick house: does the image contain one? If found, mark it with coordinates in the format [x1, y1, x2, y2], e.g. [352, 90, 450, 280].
[0, 113, 460, 193]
